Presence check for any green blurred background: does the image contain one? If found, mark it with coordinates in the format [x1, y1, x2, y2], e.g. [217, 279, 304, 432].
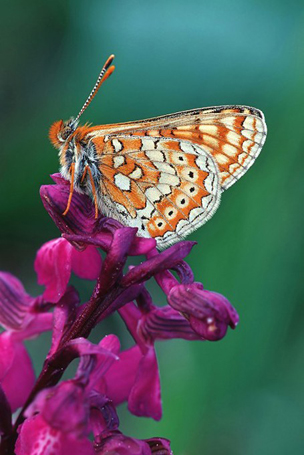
[1, 1, 304, 453]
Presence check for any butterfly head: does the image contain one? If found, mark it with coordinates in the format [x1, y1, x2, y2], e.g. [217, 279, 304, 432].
[48, 54, 115, 218]
[49, 118, 78, 150]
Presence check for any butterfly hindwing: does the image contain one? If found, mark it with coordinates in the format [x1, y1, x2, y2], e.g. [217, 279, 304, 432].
[95, 135, 221, 249]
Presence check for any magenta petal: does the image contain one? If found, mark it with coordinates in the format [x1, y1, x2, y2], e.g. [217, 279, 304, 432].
[35, 238, 99, 304]
[128, 346, 162, 421]
[61, 337, 119, 387]
[68, 337, 119, 361]
[26, 382, 90, 437]
[128, 237, 157, 256]
[87, 335, 121, 389]
[139, 305, 203, 341]
[0, 333, 35, 412]
[99, 345, 143, 405]
[51, 173, 69, 186]
[98, 227, 137, 295]
[14, 313, 53, 342]
[89, 392, 120, 435]
[49, 287, 79, 356]
[189, 314, 228, 340]
[99, 334, 120, 355]
[122, 241, 196, 287]
[94, 430, 151, 455]
[168, 283, 239, 341]
[15, 414, 95, 455]
[64, 232, 113, 253]
[119, 303, 142, 343]
[71, 246, 102, 280]
[153, 269, 179, 295]
[0, 272, 33, 330]
[35, 238, 72, 303]
[40, 179, 100, 251]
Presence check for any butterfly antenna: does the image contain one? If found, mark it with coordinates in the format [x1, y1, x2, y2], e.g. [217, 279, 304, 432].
[74, 54, 115, 123]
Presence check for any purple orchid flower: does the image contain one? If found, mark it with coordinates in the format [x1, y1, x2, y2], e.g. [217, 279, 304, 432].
[0, 272, 53, 412]
[0, 174, 238, 454]
[150, 251, 239, 341]
[15, 336, 119, 454]
[35, 237, 102, 303]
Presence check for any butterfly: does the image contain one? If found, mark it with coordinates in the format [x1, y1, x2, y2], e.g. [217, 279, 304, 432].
[49, 55, 267, 249]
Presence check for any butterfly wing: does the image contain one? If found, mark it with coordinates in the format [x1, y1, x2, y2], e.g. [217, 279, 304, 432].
[89, 105, 266, 190]
[94, 135, 221, 249]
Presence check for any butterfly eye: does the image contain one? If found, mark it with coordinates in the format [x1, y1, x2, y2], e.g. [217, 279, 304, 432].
[61, 126, 73, 141]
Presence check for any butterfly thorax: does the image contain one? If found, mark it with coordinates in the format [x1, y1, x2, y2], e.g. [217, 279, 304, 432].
[49, 118, 103, 194]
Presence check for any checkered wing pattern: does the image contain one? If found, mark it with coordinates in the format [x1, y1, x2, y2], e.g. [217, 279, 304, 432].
[95, 135, 221, 249]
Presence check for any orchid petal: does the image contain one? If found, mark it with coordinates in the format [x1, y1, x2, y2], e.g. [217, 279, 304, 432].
[128, 346, 162, 421]
[168, 283, 239, 341]
[138, 305, 203, 341]
[26, 382, 90, 437]
[70, 246, 102, 280]
[12, 313, 53, 342]
[97, 345, 142, 406]
[98, 227, 137, 294]
[94, 430, 151, 455]
[35, 239, 101, 304]
[15, 414, 95, 455]
[122, 241, 196, 287]
[49, 286, 79, 356]
[63, 337, 119, 387]
[89, 392, 120, 436]
[35, 238, 72, 303]
[40, 179, 97, 251]
[0, 272, 33, 330]
[118, 303, 142, 345]
[0, 333, 35, 412]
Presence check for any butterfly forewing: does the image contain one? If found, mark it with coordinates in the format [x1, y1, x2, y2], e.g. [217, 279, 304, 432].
[94, 135, 221, 249]
[88, 105, 266, 192]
